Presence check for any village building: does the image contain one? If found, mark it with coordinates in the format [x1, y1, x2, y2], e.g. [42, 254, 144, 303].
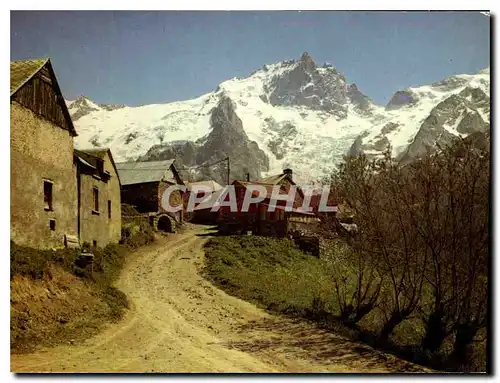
[187, 180, 223, 224]
[10, 58, 122, 249]
[218, 169, 320, 236]
[258, 168, 339, 230]
[11, 58, 80, 249]
[10, 59, 121, 249]
[74, 149, 122, 247]
[116, 160, 185, 232]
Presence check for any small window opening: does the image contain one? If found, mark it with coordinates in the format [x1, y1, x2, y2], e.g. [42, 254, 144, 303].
[49, 219, 56, 231]
[93, 187, 99, 212]
[108, 200, 112, 219]
[92, 240, 97, 248]
[97, 160, 104, 175]
[44, 180, 53, 211]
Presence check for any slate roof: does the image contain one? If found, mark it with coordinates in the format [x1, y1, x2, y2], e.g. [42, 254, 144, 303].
[254, 172, 307, 200]
[187, 180, 223, 193]
[80, 148, 110, 158]
[116, 160, 176, 186]
[74, 151, 96, 170]
[10, 58, 49, 96]
[75, 148, 121, 184]
[75, 149, 101, 169]
[256, 171, 296, 185]
[256, 174, 288, 184]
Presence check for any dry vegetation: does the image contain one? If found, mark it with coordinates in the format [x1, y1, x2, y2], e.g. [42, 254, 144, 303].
[10, 204, 155, 353]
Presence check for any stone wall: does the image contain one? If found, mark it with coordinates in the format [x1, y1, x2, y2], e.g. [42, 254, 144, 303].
[157, 180, 184, 223]
[287, 220, 321, 236]
[78, 152, 121, 247]
[10, 102, 78, 249]
[120, 180, 184, 224]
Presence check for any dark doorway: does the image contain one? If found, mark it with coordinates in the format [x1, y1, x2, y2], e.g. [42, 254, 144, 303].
[157, 216, 173, 233]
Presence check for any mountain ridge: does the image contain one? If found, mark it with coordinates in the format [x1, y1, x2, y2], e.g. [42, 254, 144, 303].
[67, 53, 490, 185]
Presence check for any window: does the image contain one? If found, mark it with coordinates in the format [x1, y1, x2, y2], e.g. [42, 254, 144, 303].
[92, 240, 97, 248]
[108, 200, 112, 219]
[278, 209, 285, 221]
[44, 180, 53, 211]
[97, 160, 104, 175]
[49, 219, 56, 231]
[92, 160, 104, 180]
[93, 187, 99, 213]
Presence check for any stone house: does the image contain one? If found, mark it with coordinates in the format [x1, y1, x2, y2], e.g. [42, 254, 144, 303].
[11, 58, 79, 249]
[10, 58, 122, 249]
[116, 160, 185, 232]
[74, 149, 122, 247]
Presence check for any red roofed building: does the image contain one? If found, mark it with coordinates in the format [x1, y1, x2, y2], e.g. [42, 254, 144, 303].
[218, 170, 320, 236]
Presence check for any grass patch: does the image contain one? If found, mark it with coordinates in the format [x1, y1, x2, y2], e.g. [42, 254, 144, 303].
[203, 235, 336, 316]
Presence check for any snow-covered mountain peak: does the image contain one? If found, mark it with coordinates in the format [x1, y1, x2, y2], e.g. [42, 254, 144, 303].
[214, 52, 376, 123]
[66, 95, 103, 121]
[67, 95, 99, 109]
[67, 95, 127, 121]
[67, 56, 490, 185]
[352, 68, 490, 162]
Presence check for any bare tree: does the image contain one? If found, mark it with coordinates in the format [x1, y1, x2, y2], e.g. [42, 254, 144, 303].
[331, 133, 489, 367]
[410, 138, 490, 365]
[327, 239, 383, 326]
[332, 152, 429, 339]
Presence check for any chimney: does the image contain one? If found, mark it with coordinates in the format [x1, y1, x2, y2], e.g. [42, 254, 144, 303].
[246, 173, 250, 182]
[283, 168, 293, 180]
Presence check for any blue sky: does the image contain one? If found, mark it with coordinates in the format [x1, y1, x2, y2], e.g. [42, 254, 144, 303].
[11, 11, 490, 106]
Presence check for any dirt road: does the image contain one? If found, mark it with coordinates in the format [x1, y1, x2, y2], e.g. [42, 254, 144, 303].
[11, 226, 427, 373]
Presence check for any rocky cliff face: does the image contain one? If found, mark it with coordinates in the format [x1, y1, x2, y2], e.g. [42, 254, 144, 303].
[138, 96, 269, 185]
[386, 90, 419, 110]
[398, 91, 490, 163]
[263, 52, 375, 119]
